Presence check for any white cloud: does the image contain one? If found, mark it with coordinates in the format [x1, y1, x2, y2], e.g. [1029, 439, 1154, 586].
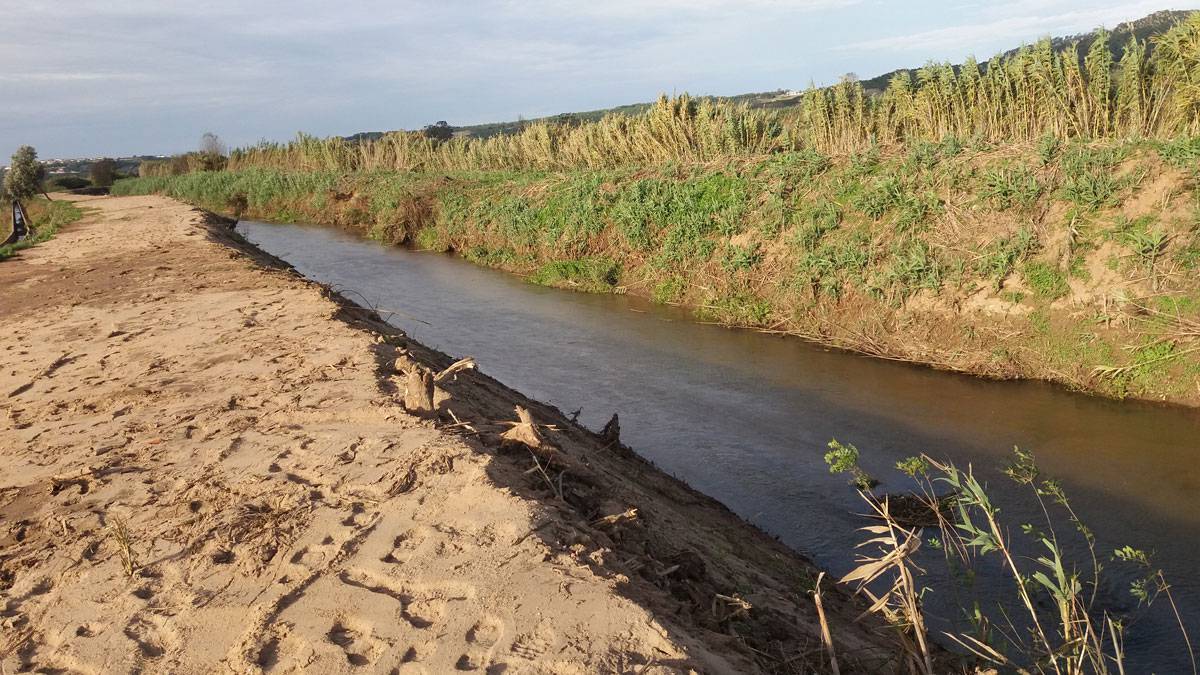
[0, 72, 151, 83]
[509, 0, 862, 18]
[844, 0, 1169, 53]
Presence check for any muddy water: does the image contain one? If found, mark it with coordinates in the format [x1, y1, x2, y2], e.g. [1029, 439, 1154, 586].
[239, 220, 1199, 671]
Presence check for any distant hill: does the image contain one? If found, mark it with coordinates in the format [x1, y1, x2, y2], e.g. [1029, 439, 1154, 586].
[349, 9, 1195, 142]
[856, 8, 1195, 93]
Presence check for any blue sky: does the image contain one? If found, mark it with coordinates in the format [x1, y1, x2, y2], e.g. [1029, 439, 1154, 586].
[0, 0, 1185, 160]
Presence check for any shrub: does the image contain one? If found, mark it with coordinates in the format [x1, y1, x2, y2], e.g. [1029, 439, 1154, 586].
[3, 146, 45, 200]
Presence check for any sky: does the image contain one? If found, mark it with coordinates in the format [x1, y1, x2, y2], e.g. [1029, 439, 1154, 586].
[0, 0, 1187, 160]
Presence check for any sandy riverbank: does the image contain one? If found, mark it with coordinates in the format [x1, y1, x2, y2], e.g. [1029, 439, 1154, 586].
[0, 195, 910, 673]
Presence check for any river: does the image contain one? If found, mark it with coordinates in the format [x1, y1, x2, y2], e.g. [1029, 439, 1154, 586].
[238, 219, 1199, 672]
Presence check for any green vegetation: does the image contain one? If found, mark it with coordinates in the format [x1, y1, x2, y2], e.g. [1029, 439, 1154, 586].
[0, 199, 84, 260]
[3, 145, 46, 201]
[528, 257, 621, 292]
[1023, 261, 1070, 300]
[824, 439, 878, 490]
[114, 132, 1200, 402]
[829, 444, 1193, 674]
[979, 165, 1042, 210]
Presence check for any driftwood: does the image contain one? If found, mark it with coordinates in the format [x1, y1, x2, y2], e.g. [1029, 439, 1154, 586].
[592, 508, 638, 528]
[394, 353, 477, 419]
[434, 357, 476, 382]
[404, 368, 434, 416]
[394, 353, 435, 418]
[600, 413, 621, 446]
[499, 406, 590, 479]
[393, 352, 477, 418]
[500, 406, 550, 452]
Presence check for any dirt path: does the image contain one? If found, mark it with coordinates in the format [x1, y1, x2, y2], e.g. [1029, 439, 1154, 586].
[0, 195, 905, 673]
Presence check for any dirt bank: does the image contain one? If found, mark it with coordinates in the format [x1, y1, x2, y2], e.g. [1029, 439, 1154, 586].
[0, 195, 914, 673]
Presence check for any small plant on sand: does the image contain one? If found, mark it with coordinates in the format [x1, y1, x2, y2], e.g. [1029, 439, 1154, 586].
[106, 515, 139, 579]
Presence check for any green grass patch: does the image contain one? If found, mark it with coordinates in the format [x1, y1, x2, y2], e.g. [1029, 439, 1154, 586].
[976, 227, 1038, 288]
[528, 257, 621, 292]
[700, 293, 772, 325]
[978, 164, 1042, 210]
[1023, 261, 1069, 300]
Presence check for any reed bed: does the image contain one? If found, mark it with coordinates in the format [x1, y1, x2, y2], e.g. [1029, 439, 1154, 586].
[139, 14, 1200, 178]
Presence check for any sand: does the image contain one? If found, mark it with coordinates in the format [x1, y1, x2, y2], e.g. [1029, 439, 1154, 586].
[0, 195, 904, 673]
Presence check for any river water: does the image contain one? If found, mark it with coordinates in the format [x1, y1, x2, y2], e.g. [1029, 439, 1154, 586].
[239, 220, 1199, 671]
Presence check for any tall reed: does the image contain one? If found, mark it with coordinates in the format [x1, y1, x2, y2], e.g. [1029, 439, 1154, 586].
[184, 14, 1200, 178]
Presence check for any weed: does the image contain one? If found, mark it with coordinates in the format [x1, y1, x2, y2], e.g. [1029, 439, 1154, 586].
[652, 277, 685, 304]
[793, 200, 842, 250]
[878, 238, 943, 299]
[975, 227, 1039, 287]
[529, 258, 620, 292]
[824, 439, 878, 490]
[1156, 136, 1200, 172]
[978, 164, 1042, 210]
[794, 228, 873, 300]
[1023, 261, 1069, 300]
[1059, 144, 1130, 210]
[836, 447, 1196, 674]
[896, 191, 942, 232]
[1038, 133, 1062, 165]
[855, 176, 904, 219]
[1029, 308, 1052, 334]
[700, 293, 772, 325]
[848, 146, 881, 177]
[106, 515, 139, 579]
[722, 243, 763, 271]
[906, 141, 942, 171]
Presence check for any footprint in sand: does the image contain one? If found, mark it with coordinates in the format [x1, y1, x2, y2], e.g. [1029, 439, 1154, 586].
[380, 527, 429, 565]
[123, 616, 168, 660]
[337, 569, 447, 630]
[455, 617, 503, 671]
[327, 619, 373, 667]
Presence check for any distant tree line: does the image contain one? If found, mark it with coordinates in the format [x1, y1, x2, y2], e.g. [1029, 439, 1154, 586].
[138, 132, 229, 178]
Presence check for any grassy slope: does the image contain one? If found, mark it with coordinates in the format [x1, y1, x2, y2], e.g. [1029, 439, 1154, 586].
[0, 199, 84, 260]
[114, 136, 1200, 404]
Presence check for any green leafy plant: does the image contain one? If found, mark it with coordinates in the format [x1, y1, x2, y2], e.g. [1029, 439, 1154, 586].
[824, 439, 878, 490]
[835, 445, 1196, 674]
[979, 165, 1043, 210]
